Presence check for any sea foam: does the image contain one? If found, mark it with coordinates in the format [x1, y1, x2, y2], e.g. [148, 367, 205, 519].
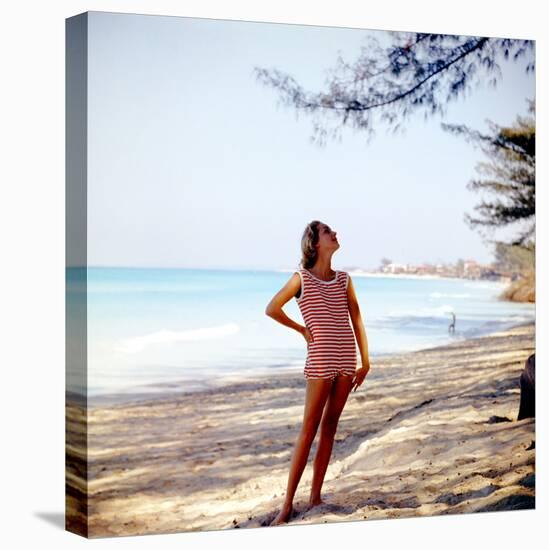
[115, 323, 240, 353]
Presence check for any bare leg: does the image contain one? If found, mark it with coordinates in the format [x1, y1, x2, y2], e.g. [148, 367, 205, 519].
[270, 378, 333, 526]
[308, 375, 353, 508]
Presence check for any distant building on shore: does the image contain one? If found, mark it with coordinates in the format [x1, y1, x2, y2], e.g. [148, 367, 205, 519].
[365, 258, 507, 281]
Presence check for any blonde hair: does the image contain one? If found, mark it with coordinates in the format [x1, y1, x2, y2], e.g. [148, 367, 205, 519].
[300, 220, 322, 269]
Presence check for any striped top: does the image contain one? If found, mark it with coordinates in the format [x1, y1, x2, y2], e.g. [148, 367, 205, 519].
[295, 268, 357, 378]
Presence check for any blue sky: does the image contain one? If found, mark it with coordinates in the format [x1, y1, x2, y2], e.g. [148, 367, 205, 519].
[87, 11, 535, 270]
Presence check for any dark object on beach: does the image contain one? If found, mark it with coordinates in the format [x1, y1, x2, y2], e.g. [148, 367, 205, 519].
[488, 415, 512, 424]
[517, 354, 535, 420]
[448, 313, 456, 334]
[526, 440, 535, 451]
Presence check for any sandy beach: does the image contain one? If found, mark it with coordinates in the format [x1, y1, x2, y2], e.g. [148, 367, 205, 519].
[66, 322, 535, 538]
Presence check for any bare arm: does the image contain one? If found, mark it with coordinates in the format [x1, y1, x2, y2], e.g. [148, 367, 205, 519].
[347, 276, 371, 368]
[265, 273, 305, 336]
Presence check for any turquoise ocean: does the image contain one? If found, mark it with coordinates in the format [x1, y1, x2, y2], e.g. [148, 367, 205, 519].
[66, 267, 535, 404]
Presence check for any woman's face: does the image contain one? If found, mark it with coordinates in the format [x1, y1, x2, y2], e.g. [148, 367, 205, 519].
[315, 222, 339, 252]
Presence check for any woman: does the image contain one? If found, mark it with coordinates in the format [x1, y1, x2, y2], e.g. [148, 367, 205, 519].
[265, 220, 371, 526]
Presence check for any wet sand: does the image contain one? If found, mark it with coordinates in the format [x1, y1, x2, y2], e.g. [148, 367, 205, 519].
[66, 322, 535, 538]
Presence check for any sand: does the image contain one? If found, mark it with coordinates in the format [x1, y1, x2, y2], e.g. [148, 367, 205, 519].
[66, 322, 535, 538]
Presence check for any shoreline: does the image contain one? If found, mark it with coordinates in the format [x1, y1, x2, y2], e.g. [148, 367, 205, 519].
[81, 320, 535, 408]
[66, 321, 535, 537]
[276, 268, 509, 284]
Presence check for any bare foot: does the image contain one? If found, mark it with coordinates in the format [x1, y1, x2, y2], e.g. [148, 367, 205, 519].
[270, 505, 294, 526]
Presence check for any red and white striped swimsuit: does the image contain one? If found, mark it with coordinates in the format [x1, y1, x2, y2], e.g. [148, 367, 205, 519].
[295, 268, 357, 379]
